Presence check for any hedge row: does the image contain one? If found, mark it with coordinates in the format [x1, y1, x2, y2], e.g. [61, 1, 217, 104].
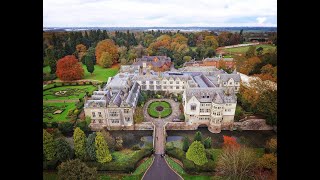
[43, 81, 99, 91]
[166, 147, 216, 173]
[85, 147, 153, 173]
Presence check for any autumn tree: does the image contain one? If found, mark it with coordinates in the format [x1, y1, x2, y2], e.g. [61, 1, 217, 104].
[76, 44, 87, 62]
[182, 136, 190, 152]
[194, 131, 203, 142]
[186, 141, 208, 166]
[95, 39, 119, 66]
[204, 36, 219, 49]
[172, 33, 188, 44]
[223, 135, 240, 149]
[55, 138, 73, 162]
[58, 159, 97, 180]
[99, 52, 113, 68]
[73, 127, 86, 159]
[115, 136, 123, 151]
[84, 54, 95, 75]
[258, 153, 277, 172]
[95, 132, 112, 163]
[56, 55, 84, 81]
[43, 129, 56, 161]
[118, 46, 128, 60]
[216, 146, 257, 180]
[203, 137, 212, 149]
[239, 56, 261, 75]
[133, 106, 144, 124]
[256, 89, 277, 125]
[266, 138, 277, 154]
[86, 132, 97, 161]
[246, 46, 256, 58]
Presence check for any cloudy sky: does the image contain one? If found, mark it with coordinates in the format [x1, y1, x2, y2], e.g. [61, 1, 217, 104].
[43, 0, 277, 27]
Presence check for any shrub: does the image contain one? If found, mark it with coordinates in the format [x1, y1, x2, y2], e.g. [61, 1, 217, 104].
[43, 122, 48, 129]
[203, 137, 212, 149]
[182, 136, 190, 152]
[58, 122, 74, 134]
[76, 120, 90, 132]
[51, 122, 58, 128]
[58, 159, 97, 180]
[43, 159, 59, 170]
[43, 73, 57, 81]
[194, 131, 203, 142]
[186, 141, 208, 166]
[131, 144, 141, 150]
[67, 109, 74, 117]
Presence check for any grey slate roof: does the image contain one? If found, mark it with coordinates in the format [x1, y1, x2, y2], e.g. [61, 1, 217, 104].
[219, 74, 241, 82]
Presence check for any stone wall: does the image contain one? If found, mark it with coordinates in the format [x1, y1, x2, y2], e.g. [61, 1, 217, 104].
[134, 122, 154, 130]
[234, 119, 273, 130]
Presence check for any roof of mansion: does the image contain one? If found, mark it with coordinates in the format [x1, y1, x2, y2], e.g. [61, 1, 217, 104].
[185, 87, 237, 104]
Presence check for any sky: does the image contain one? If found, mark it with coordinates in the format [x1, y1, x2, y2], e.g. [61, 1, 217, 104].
[43, 0, 277, 27]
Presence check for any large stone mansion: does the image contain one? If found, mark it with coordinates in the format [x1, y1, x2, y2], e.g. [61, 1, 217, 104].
[84, 56, 241, 133]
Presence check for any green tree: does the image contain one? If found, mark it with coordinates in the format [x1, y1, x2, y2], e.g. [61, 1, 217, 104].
[95, 132, 112, 163]
[87, 47, 96, 64]
[46, 46, 57, 74]
[194, 131, 203, 142]
[256, 47, 264, 56]
[73, 127, 86, 159]
[84, 54, 95, 75]
[58, 159, 97, 180]
[256, 89, 277, 125]
[43, 129, 56, 161]
[86, 132, 97, 161]
[186, 141, 208, 166]
[183, 56, 192, 62]
[55, 138, 72, 162]
[203, 137, 212, 149]
[100, 52, 113, 68]
[246, 46, 256, 58]
[205, 47, 215, 58]
[204, 36, 219, 49]
[182, 136, 190, 152]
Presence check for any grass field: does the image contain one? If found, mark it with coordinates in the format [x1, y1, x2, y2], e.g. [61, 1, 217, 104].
[43, 64, 119, 82]
[132, 156, 154, 175]
[147, 101, 172, 118]
[43, 85, 96, 100]
[43, 102, 76, 122]
[223, 44, 276, 55]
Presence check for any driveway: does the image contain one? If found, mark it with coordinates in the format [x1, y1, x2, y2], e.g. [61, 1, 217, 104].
[142, 155, 182, 180]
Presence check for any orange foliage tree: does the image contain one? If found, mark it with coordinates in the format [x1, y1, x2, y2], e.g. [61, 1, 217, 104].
[95, 39, 119, 66]
[76, 44, 87, 61]
[147, 35, 172, 55]
[223, 135, 240, 149]
[239, 56, 261, 75]
[56, 55, 84, 81]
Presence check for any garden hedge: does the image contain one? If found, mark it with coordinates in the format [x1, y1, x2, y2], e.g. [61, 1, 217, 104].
[86, 147, 153, 172]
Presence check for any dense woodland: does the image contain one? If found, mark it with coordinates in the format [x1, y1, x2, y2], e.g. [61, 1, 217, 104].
[43, 29, 277, 75]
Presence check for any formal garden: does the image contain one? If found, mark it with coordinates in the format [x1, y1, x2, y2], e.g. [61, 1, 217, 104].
[147, 101, 172, 118]
[43, 85, 97, 100]
[43, 127, 155, 180]
[164, 129, 277, 179]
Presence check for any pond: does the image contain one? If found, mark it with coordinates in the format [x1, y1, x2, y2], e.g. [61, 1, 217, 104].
[108, 130, 153, 148]
[166, 128, 276, 148]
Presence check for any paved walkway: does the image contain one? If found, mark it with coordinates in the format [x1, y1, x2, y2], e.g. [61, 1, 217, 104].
[154, 119, 166, 154]
[142, 155, 182, 180]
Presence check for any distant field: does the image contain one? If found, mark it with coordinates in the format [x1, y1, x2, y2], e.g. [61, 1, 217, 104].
[43, 64, 119, 82]
[43, 102, 76, 122]
[43, 85, 96, 100]
[223, 44, 276, 55]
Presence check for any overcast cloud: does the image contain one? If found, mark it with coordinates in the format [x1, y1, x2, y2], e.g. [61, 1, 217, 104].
[43, 0, 277, 27]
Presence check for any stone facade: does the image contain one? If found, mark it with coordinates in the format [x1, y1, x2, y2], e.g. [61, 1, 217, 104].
[84, 60, 241, 133]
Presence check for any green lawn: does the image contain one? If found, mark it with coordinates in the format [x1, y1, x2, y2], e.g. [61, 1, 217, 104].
[112, 150, 139, 163]
[147, 101, 172, 118]
[165, 156, 186, 175]
[132, 156, 154, 175]
[43, 64, 119, 82]
[224, 44, 276, 54]
[43, 85, 96, 100]
[43, 102, 76, 122]
[166, 141, 183, 149]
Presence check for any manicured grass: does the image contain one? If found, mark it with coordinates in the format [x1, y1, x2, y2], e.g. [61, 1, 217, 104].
[43, 64, 119, 82]
[147, 101, 172, 118]
[43, 172, 58, 180]
[43, 102, 76, 122]
[132, 156, 154, 175]
[112, 149, 139, 163]
[83, 64, 119, 82]
[100, 174, 141, 180]
[223, 44, 276, 55]
[43, 85, 96, 100]
[165, 156, 186, 175]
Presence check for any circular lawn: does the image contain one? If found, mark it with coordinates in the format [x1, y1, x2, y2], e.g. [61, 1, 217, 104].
[147, 101, 172, 118]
